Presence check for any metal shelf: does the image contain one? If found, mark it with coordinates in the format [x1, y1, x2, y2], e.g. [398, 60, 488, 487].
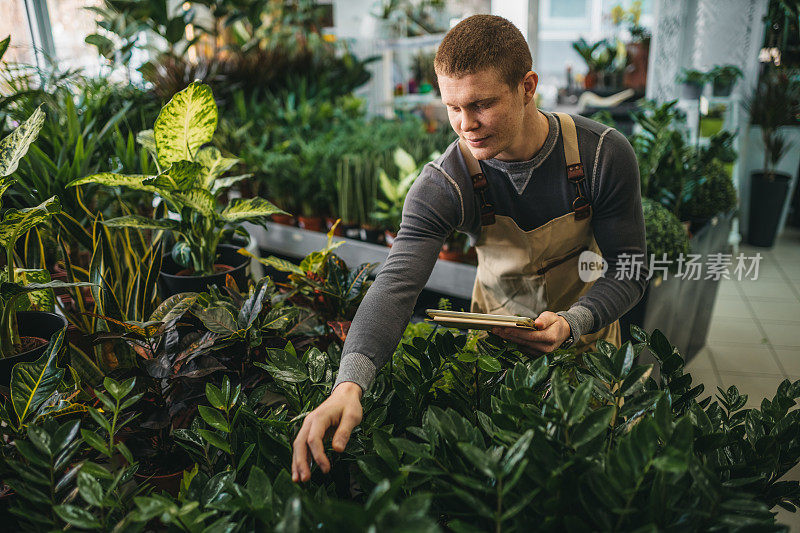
[244, 222, 477, 300]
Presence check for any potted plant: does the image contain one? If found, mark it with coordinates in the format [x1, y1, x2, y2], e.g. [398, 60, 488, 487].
[610, 1, 650, 91]
[572, 37, 604, 90]
[0, 108, 93, 383]
[68, 82, 287, 294]
[709, 64, 743, 97]
[337, 154, 380, 241]
[439, 231, 470, 262]
[744, 68, 800, 247]
[372, 148, 427, 246]
[677, 68, 707, 99]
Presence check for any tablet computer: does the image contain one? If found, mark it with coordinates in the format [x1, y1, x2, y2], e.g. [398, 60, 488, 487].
[425, 309, 537, 330]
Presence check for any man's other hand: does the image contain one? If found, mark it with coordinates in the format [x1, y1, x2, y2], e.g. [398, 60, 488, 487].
[491, 311, 571, 354]
[291, 381, 363, 483]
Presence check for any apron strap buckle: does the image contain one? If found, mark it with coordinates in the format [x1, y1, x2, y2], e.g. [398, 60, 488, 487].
[567, 163, 585, 181]
[480, 206, 496, 225]
[573, 196, 591, 220]
[471, 173, 488, 189]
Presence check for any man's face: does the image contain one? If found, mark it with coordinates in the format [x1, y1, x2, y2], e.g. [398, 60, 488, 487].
[438, 68, 529, 161]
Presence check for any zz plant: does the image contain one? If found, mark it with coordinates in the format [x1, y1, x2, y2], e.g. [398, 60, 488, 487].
[68, 81, 287, 276]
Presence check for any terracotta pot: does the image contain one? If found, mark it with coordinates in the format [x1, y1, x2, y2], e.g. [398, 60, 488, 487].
[384, 230, 397, 247]
[298, 216, 325, 232]
[271, 213, 296, 226]
[623, 41, 649, 91]
[438, 248, 464, 262]
[584, 70, 598, 90]
[134, 469, 184, 497]
[326, 217, 344, 236]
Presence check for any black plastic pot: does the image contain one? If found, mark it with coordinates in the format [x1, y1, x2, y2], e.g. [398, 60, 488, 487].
[681, 82, 703, 99]
[747, 172, 791, 247]
[159, 244, 250, 296]
[359, 227, 383, 244]
[712, 80, 734, 97]
[0, 311, 68, 386]
[341, 224, 361, 240]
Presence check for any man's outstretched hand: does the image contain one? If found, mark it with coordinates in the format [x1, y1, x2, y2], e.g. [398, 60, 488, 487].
[491, 311, 571, 354]
[291, 381, 363, 483]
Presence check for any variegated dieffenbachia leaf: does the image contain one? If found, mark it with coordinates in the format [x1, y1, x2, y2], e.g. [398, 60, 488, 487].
[0, 36, 9, 61]
[144, 160, 203, 191]
[0, 196, 60, 249]
[220, 197, 287, 223]
[0, 268, 54, 312]
[211, 174, 251, 195]
[197, 146, 240, 188]
[67, 172, 160, 193]
[154, 81, 218, 168]
[0, 105, 45, 180]
[174, 188, 216, 217]
[136, 129, 157, 160]
[101, 215, 182, 233]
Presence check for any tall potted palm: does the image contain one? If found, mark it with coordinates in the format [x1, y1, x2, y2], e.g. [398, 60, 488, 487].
[745, 68, 800, 247]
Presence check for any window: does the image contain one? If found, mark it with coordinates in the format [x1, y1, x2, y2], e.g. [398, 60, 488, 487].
[46, 0, 105, 75]
[0, 0, 37, 65]
[549, 0, 590, 19]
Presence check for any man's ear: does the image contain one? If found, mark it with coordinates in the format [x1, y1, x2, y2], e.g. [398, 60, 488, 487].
[522, 71, 538, 104]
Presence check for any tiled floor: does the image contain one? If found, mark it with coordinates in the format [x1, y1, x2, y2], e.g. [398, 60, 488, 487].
[684, 226, 800, 529]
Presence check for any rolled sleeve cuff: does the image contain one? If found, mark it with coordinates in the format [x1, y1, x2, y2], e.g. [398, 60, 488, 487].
[333, 352, 377, 393]
[556, 305, 594, 349]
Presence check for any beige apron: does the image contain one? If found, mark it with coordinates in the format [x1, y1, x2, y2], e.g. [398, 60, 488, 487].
[464, 112, 620, 353]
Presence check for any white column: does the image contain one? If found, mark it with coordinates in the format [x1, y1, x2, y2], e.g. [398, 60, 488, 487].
[490, 0, 540, 70]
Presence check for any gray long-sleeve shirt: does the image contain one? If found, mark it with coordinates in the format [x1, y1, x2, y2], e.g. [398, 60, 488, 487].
[334, 111, 649, 392]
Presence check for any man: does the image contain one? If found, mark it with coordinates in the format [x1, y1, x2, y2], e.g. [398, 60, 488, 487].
[291, 14, 648, 483]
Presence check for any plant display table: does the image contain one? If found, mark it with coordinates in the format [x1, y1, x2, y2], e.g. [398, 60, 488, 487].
[245, 222, 478, 300]
[620, 213, 734, 361]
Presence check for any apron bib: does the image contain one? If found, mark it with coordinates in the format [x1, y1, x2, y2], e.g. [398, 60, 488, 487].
[462, 112, 620, 353]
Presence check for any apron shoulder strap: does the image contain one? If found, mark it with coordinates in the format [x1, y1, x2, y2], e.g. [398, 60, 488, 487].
[554, 112, 592, 220]
[458, 139, 496, 226]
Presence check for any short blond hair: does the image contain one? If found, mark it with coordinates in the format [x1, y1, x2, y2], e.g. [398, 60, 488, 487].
[434, 15, 532, 87]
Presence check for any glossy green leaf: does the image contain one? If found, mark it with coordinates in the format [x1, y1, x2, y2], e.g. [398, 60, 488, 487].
[477, 354, 501, 373]
[197, 428, 232, 454]
[198, 405, 230, 433]
[566, 379, 594, 425]
[54, 504, 101, 529]
[11, 329, 65, 426]
[571, 406, 614, 447]
[150, 292, 200, 323]
[77, 471, 104, 506]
